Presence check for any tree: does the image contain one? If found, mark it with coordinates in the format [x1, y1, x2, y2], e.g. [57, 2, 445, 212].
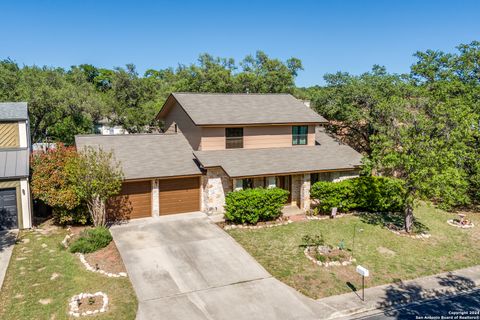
[68, 147, 123, 226]
[368, 97, 471, 232]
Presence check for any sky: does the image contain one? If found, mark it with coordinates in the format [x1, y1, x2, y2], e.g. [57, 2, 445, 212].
[1, 0, 479, 87]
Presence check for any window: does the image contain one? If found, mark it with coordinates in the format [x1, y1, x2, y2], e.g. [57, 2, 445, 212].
[292, 126, 308, 145]
[226, 128, 243, 149]
[266, 176, 276, 188]
[234, 178, 253, 191]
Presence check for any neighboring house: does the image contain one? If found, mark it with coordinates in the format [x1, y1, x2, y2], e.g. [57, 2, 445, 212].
[75, 93, 362, 220]
[94, 118, 128, 135]
[0, 102, 32, 230]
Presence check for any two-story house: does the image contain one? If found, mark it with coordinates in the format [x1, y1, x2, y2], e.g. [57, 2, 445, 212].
[75, 93, 361, 220]
[0, 102, 32, 230]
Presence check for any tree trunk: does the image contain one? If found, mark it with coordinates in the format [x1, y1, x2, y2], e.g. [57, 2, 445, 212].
[404, 204, 413, 233]
[88, 195, 107, 227]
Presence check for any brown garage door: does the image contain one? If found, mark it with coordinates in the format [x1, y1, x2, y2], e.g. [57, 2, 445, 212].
[108, 181, 151, 220]
[159, 177, 200, 215]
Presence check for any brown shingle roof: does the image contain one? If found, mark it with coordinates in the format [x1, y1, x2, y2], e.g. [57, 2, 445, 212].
[160, 93, 327, 125]
[194, 129, 362, 178]
[74, 134, 202, 180]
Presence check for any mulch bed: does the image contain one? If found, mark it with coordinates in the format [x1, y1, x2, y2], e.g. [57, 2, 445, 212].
[77, 296, 104, 314]
[84, 241, 126, 274]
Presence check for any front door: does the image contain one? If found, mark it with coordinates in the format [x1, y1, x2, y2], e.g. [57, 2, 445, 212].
[278, 176, 292, 203]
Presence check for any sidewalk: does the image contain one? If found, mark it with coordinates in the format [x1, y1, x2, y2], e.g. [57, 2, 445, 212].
[0, 230, 18, 291]
[315, 265, 480, 319]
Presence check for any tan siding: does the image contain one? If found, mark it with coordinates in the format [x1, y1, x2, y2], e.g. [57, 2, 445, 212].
[200, 125, 316, 150]
[0, 123, 19, 148]
[164, 102, 202, 150]
[201, 127, 225, 151]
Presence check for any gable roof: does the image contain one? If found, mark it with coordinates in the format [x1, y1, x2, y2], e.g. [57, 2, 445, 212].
[0, 102, 28, 121]
[158, 93, 327, 126]
[0, 149, 29, 179]
[194, 128, 362, 178]
[74, 133, 202, 180]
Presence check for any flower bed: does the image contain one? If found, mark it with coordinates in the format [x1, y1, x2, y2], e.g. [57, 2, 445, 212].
[304, 245, 356, 267]
[447, 219, 474, 229]
[68, 292, 108, 317]
[223, 219, 293, 230]
[77, 253, 127, 278]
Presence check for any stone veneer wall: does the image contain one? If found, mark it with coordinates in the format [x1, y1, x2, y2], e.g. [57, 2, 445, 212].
[201, 167, 232, 214]
[290, 175, 302, 206]
[300, 174, 311, 211]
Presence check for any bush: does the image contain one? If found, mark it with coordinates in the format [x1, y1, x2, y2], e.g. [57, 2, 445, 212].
[310, 180, 357, 212]
[224, 187, 289, 224]
[69, 227, 113, 253]
[52, 205, 91, 225]
[310, 176, 405, 213]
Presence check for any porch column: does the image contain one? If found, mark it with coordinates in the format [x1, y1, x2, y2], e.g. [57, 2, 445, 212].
[151, 179, 159, 217]
[300, 174, 311, 212]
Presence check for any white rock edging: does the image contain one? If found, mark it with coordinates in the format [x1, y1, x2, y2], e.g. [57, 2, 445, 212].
[223, 220, 292, 230]
[447, 219, 474, 229]
[387, 228, 431, 239]
[69, 292, 108, 317]
[303, 247, 356, 267]
[77, 253, 127, 278]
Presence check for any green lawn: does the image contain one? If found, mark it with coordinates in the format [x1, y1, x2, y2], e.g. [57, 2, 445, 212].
[0, 226, 137, 320]
[228, 204, 480, 299]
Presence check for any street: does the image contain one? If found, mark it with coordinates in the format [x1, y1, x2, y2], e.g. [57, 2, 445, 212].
[354, 288, 480, 319]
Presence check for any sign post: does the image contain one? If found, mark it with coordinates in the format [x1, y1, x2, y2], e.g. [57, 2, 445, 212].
[356, 265, 369, 301]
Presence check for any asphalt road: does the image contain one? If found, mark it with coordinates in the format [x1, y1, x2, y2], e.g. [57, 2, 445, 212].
[355, 288, 480, 320]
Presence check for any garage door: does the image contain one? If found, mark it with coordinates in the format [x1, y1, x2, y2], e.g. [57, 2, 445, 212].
[108, 181, 151, 220]
[0, 188, 18, 230]
[159, 177, 200, 215]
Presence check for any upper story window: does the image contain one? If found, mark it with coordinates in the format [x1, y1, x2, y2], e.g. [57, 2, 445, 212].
[292, 125, 308, 145]
[225, 128, 243, 149]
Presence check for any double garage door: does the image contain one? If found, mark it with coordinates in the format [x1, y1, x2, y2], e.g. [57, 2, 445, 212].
[109, 177, 200, 220]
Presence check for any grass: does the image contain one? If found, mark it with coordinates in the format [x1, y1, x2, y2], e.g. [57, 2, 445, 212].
[0, 224, 137, 320]
[227, 203, 480, 299]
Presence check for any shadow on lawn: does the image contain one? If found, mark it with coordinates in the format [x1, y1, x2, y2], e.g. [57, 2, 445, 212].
[378, 273, 477, 318]
[358, 212, 429, 233]
[0, 230, 18, 253]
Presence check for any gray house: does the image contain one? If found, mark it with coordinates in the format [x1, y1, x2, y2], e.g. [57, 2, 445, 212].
[0, 102, 32, 230]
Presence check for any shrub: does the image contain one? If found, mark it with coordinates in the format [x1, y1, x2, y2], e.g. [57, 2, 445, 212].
[310, 180, 356, 213]
[69, 227, 113, 253]
[52, 205, 91, 225]
[224, 187, 289, 224]
[310, 176, 405, 213]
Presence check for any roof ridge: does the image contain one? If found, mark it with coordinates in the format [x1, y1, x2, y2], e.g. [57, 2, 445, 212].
[173, 92, 292, 96]
[75, 133, 178, 138]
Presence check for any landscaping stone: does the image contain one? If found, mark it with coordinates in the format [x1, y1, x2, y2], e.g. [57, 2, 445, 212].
[68, 292, 109, 317]
[50, 272, 60, 280]
[223, 220, 293, 230]
[377, 246, 396, 256]
[447, 219, 474, 229]
[39, 298, 52, 305]
[303, 247, 356, 267]
[77, 253, 127, 278]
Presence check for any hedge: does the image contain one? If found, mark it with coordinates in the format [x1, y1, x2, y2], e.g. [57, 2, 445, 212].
[310, 176, 405, 213]
[224, 187, 289, 224]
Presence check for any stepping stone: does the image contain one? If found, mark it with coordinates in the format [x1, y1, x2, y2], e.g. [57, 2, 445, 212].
[377, 246, 396, 256]
[22, 238, 30, 244]
[16, 257, 27, 261]
[39, 298, 52, 305]
[32, 283, 40, 287]
[14, 294, 24, 299]
[50, 273, 60, 280]
[37, 267, 46, 272]
[41, 243, 48, 248]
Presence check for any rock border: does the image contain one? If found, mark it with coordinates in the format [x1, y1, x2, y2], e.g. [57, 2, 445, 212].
[77, 253, 127, 278]
[303, 247, 356, 267]
[69, 292, 108, 317]
[305, 213, 351, 221]
[447, 219, 474, 229]
[223, 220, 293, 230]
[386, 227, 431, 239]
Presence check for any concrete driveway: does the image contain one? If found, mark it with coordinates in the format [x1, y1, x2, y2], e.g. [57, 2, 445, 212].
[0, 230, 18, 291]
[111, 212, 328, 320]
